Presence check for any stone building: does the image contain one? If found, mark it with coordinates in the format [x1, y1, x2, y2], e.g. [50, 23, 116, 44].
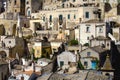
[75, 20, 106, 45]
[80, 46, 109, 69]
[31, 6, 99, 32]
[57, 51, 77, 68]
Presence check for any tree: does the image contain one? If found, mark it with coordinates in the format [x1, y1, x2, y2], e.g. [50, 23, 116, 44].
[78, 60, 84, 69]
[69, 39, 78, 46]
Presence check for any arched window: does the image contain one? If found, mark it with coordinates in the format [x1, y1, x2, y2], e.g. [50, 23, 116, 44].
[59, 15, 63, 25]
[86, 27, 90, 32]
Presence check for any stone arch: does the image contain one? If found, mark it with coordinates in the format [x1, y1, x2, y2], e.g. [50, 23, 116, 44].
[0, 51, 7, 58]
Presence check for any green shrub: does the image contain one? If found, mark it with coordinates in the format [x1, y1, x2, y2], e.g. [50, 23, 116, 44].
[83, 43, 89, 46]
[69, 39, 78, 46]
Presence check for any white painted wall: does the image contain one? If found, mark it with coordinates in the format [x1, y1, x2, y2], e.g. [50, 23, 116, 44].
[57, 51, 76, 67]
[31, 7, 98, 30]
[78, 22, 106, 44]
[3, 38, 16, 48]
[80, 48, 99, 60]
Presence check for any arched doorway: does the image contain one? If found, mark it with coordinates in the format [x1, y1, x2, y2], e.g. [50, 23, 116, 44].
[117, 3, 120, 15]
[0, 51, 7, 58]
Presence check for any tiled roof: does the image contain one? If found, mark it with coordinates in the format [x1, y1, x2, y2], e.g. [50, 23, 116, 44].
[83, 19, 104, 23]
[90, 46, 108, 53]
[81, 46, 108, 54]
[86, 71, 108, 80]
[92, 36, 110, 40]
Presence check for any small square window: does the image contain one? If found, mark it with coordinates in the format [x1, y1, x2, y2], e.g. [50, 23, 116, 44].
[87, 52, 91, 57]
[99, 28, 103, 33]
[9, 41, 11, 43]
[84, 61, 88, 66]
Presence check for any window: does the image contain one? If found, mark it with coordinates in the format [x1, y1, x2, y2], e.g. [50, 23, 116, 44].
[59, 15, 63, 20]
[62, 3, 64, 8]
[43, 16, 45, 21]
[74, 14, 76, 19]
[60, 61, 64, 67]
[107, 43, 109, 47]
[27, 10, 30, 16]
[87, 52, 91, 57]
[59, 15, 63, 25]
[15, 9, 17, 12]
[86, 27, 90, 32]
[84, 61, 88, 67]
[26, 1, 29, 4]
[49, 15, 52, 22]
[68, 14, 70, 19]
[14, 0, 16, 5]
[87, 37, 89, 40]
[99, 27, 103, 33]
[9, 41, 11, 43]
[85, 12, 89, 18]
